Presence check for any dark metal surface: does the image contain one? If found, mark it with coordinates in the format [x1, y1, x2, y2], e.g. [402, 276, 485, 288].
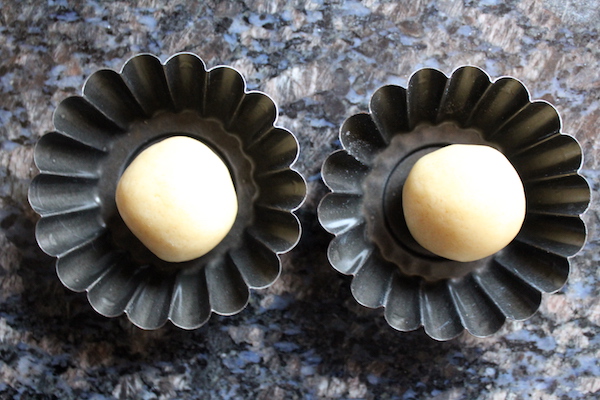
[318, 66, 590, 340]
[28, 53, 306, 330]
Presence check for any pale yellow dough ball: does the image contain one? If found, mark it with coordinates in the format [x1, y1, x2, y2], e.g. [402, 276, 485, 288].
[115, 136, 238, 263]
[402, 144, 526, 262]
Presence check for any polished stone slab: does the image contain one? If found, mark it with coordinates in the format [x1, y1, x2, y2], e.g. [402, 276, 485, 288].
[1, 0, 598, 398]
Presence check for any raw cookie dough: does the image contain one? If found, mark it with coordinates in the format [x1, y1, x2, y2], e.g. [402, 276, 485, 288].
[402, 144, 526, 262]
[115, 136, 238, 262]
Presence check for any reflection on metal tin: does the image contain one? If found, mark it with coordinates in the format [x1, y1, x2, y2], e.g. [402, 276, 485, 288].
[318, 66, 590, 341]
[29, 53, 306, 330]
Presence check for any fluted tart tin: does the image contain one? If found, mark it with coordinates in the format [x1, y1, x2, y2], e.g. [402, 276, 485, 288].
[28, 53, 306, 330]
[318, 66, 590, 341]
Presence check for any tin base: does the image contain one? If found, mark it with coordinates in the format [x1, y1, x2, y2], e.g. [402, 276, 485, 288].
[363, 122, 496, 281]
[99, 111, 258, 273]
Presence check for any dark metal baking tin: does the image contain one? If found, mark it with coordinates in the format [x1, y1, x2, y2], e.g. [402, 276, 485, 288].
[318, 66, 590, 340]
[29, 53, 306, 330]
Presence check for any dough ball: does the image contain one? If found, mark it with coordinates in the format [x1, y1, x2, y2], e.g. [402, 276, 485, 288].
[115, 136, 238, 263]
[402, 144, 526, 262]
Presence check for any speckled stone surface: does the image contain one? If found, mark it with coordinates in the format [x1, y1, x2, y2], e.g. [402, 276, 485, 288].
[1, 0, 599, 399]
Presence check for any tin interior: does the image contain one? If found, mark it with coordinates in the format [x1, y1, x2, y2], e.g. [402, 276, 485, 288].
[364, 122, 496, 281]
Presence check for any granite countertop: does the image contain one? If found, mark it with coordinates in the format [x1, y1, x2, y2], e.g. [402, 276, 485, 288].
[1, 0, 599, 399]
